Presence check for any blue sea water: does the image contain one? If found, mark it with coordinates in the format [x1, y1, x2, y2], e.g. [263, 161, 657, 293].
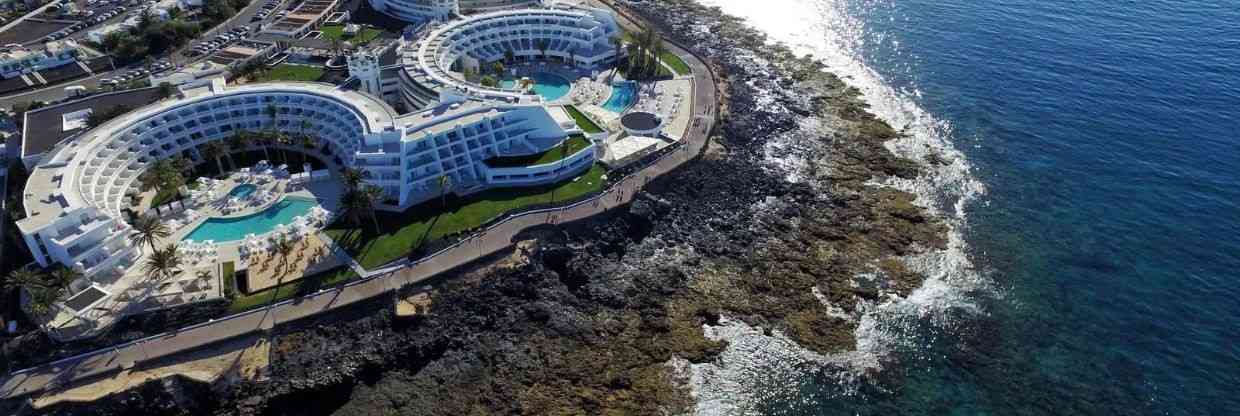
[699, 0, 1240, 414]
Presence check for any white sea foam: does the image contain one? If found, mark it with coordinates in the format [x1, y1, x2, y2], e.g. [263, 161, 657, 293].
[688, 0, 991, 412]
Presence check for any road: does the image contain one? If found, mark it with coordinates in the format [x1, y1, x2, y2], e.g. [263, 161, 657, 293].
[0, 0, 718, 401]
[0, 0, 271, 109]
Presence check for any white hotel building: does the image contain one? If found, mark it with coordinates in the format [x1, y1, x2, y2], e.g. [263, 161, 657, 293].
[393, 3, 620, 110]
[369, 0, 542, 22]
[17, 2, 620, 318]
[18, 78, 596, 273]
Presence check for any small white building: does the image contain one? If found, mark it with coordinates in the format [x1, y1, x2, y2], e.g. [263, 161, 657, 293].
[0, 40, 81, 79]
[148, 61, 229, 88]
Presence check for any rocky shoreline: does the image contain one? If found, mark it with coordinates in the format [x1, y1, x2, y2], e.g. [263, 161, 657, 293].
[28, 0, 949, 414]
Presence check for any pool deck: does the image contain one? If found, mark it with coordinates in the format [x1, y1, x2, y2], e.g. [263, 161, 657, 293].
[39, 170, 344, 340]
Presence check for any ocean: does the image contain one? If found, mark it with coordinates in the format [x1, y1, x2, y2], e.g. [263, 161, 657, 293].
[693, 0, 1240, 414]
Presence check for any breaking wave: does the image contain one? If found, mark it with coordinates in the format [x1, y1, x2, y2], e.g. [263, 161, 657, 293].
[685, 0, 993, 413]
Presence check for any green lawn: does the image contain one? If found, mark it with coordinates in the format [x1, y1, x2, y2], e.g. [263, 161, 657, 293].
[326, 165, 608, 269]
[564, 105, 604, 134]
[253, 64, 325, 83]
[485, 135, 592, 168]
[659, 50, 692, 76]
[227, 266, 359, 313]
[319, 24, 383, 45]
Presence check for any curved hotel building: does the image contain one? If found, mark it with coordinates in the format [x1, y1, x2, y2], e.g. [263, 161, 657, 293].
[16, 1, 620, 331]
[18, 78, 595, 273]
[369, 0, 542, 22]
[395, 4, 620, 110]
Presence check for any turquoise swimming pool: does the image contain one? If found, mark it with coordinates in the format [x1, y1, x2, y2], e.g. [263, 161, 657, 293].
[602, 81, 637, 113]
[500, 73, 572, 101]
[182, 197, 317, 242]
[227, 184, 258, 199]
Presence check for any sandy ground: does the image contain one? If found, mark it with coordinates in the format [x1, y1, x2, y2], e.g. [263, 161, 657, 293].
[395, 292, 433, 317]
[31, 335, 270, 409]
[243, 234, 339, 292]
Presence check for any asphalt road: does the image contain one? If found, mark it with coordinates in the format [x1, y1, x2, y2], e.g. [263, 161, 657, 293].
[0, 0, 719, 401]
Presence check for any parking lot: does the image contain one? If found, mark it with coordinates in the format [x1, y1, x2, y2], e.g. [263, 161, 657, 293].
[186, 26, 253, 57]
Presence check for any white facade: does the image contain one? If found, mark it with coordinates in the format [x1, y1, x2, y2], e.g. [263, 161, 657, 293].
[371, 0, 458, 22]
[18, 80, 596, 275]
[348, 50, 383, 97]
[396, 5, 619, 109]
[458, 0, 541, 14]
[370, 0, 542, 22]
[0, 41, 81, 79]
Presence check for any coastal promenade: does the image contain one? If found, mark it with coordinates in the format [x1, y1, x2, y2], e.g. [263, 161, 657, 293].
[0, 2, 717, 401]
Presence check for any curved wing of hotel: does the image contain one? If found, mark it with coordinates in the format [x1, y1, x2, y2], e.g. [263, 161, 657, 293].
[395, 3, 620, 109]
[370, 0, 543, 23]
[15, 1, 626, 339]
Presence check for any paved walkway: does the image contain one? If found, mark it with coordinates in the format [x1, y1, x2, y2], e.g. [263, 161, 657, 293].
[0, 1, 718, 401]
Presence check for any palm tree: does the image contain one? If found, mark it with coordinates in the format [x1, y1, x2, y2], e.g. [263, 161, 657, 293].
[437, 174, 452, 211]
[265, 104, 279, 131]
[227, 132, 246, 167]
[340, 167, 364, 190]
[537, 39, 550, 61]
[129, 215, 170, 252]
[492, 61, 505, 80]
[568, 47, 577, 68]
[4, 268, 43, 294]
[651, 42, 667, 77]
[276, 133, 291, 163]
[339, 188, 368, 231]
[256, 131, 274, 162]
[48, 266, 81, 288]
[7, 267, 64, 317]
[26, 286, 61, 317]
[299, 134, 317, 165]
[299, 119, 312, 139]
[142, 245, 182, 281]
[504, 48, 515, 64]
[610, 36, 623, 66]
[201, 141, 227, 175]
[272, 236, 295, 274]
[625, 41, 640, 76]
[361, 185, 383, 233]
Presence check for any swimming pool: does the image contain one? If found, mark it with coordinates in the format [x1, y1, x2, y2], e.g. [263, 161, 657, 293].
[182, 197, 318, 242]
[500, 73, 572, 101]
[227, 184, 258, 199]
[602, 82, 637, 113]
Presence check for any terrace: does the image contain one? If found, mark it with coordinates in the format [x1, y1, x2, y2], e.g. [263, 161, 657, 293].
[484, 134, 591, 168]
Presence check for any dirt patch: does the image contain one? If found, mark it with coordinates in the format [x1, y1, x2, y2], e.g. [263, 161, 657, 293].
[31, 335, 270, 409]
